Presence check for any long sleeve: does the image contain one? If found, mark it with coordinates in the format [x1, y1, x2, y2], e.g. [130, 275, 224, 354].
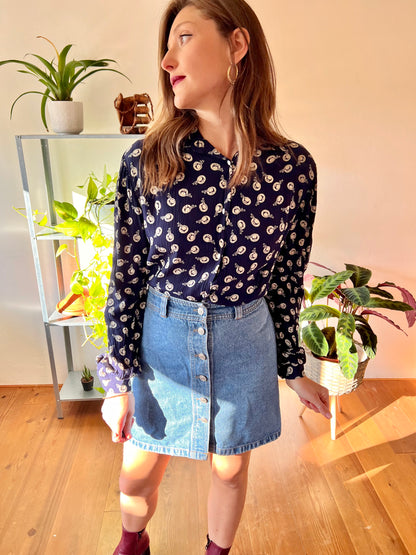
[265, 156, 317, 379]
[97, 147, 150, 395]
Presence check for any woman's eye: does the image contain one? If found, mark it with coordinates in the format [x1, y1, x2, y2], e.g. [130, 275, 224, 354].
[179, 34, 192, 44]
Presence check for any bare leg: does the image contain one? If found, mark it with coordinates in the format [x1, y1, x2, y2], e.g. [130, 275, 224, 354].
[119, 441, 170, 532]
[207, 451, 251, 548]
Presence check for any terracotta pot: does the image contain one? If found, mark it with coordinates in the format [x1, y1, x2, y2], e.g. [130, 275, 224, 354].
[47, 101, 83, 134]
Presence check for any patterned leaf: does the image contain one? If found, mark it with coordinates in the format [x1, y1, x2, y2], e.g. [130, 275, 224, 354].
[301, 322, 329, 356]
[367, 287, 394, 300]
[336, 313, 358, 378]
[310, 270, 353, 303]
[355, 324, 377, 359]
[300, 304, 340, 322]
[377, 282, 416, 327]
[360, 309, 407, 335]
[336, 332, 359, 378]
[345, 264, 372, 287]
[343, 286, 370, 306]
[364, 298, 413, 312]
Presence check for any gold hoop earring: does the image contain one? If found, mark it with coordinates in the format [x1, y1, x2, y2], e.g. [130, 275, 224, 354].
[227, 63, 239, 86]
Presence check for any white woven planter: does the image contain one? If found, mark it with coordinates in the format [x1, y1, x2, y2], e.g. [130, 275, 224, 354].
[47, 101, 83, 134]
[304, 345, 369, 396]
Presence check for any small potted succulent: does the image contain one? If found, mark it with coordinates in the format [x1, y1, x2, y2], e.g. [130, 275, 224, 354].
[300, 263, 415, 394]
[0, 36, 129, 133]
[81, 365, 94, 391]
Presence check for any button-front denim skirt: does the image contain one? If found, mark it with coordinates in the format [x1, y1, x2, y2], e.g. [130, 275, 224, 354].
[130, 286, 281, 460]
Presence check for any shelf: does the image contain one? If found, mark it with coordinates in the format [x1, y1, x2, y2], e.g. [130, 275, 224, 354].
[35, 232, 77, 241]
[48, 310, 97, 327]
[59, 369, 103, 401]
[16, 133, 141, 140]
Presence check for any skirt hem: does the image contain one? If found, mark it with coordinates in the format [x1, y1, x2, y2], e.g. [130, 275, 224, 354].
[128, 429, 282, 461]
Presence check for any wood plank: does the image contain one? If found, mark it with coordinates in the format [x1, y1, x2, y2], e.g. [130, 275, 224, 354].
[302, 398, 407, 554]
[337, 389, 416, 554]
[1, 382, 416, 554]
[43, 402, 117, 555]
[0, 393, 84, 554]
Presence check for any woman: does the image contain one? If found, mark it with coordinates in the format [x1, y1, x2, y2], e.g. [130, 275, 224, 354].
[98, 1, 331, 553]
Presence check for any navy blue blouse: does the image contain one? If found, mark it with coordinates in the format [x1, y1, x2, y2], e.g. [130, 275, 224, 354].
[97, 129, 317, 395]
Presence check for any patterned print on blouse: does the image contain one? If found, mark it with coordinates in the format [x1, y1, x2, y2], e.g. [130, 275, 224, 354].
[97, 129, 317, 395]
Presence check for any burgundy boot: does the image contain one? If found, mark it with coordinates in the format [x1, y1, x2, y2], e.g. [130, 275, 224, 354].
[113, 526, 150, 555]
[205, 535, 231, 554]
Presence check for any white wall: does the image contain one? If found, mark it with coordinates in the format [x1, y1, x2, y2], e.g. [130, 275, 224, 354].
[0, 0, 414, 385]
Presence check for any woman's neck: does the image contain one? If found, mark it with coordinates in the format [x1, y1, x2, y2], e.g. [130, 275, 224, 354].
[197, 110, 238, 160]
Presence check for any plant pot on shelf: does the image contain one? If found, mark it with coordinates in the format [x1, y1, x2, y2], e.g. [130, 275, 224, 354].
[81, 376, 94, 391]
[47, 100, 83, 134]
[304, 344, 369, 396]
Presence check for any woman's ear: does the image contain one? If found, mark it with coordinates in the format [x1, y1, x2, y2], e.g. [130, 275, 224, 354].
[229, 27, 250, 64]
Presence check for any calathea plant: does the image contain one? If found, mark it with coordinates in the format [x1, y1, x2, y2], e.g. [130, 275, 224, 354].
[300, 263, 415, 379]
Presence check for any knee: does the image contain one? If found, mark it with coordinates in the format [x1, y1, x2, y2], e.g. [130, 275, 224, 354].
[119, 473, 157, 499]
[211, 456, 250, 489]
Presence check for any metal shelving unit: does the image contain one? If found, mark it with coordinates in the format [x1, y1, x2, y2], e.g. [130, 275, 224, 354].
[16, 134, 138, 417]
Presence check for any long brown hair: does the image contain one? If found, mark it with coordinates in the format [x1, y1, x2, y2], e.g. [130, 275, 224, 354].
[141, 0, 289, 193]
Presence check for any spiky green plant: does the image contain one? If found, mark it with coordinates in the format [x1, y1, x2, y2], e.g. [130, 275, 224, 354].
[81, 365, 93, 382]
[0, 36, 129, 130]
[300, 263, 416, 379]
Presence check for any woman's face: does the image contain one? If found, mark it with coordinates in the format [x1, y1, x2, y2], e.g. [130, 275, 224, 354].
[161, 5, 231, 114]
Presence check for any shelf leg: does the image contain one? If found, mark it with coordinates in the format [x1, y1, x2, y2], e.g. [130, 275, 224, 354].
[330, 395, 337, 440]
[44, 324, 63, 419]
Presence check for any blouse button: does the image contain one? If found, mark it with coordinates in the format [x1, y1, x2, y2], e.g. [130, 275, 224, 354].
[197, 353, 207, 360]
[197, 307, 204, 316]
[200, 397, 208, 404]
[200, 417, 208, 423]
[198, 375, 208, 382]
[197, 327, 205, 335]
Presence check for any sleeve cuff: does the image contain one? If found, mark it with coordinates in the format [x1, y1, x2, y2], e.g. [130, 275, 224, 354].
[96, 353, 138, 395]
[278, 348, 306, 379]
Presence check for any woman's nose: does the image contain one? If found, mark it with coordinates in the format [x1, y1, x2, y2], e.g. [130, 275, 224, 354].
[161, 49, 176, 73]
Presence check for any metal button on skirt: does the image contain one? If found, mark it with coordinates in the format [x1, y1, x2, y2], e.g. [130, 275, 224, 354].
[130, 286, 281, 460]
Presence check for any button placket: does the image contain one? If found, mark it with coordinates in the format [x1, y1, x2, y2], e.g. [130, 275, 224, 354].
[190, 308, 210, 455]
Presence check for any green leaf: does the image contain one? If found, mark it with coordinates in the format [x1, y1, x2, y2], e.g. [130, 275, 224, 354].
[54, 200, 78, 220]
[300, 304, 341, 322]
[87, 176, 98, 202]
[78, 217, 97, 240]
[364, 298, 413, 312]
[343, 286, 371, 306]
[54, 220, 81, 237]
[70, 282, 84, 295]
[38, 214, 48, 226]
[336, 333, 359, 378]
[55, 244, 68, 257]
[355, 324, 377, 359]
[302, 322, 329, 356]
[345, 264, 372, 287]
[336, 313, 358, 378]
[310, 270, 353, 303]
[367, 287, 394, 300]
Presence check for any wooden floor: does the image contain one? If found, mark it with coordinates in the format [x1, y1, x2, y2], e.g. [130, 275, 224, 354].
[0, 380, 415, 555]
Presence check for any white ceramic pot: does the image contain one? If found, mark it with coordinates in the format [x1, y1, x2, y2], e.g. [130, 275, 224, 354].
[47, 101, 84, 134]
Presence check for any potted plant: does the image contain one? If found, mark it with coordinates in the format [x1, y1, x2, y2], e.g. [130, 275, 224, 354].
[81, 365, 94, 391]
[300, 263, 415, 394]
[16, 166, 117, 348]
[0, 36, 129, 133]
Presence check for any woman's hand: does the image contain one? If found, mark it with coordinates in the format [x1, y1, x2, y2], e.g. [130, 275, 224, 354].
[286, 376, 332, 419]
[101, 391, 135, 443]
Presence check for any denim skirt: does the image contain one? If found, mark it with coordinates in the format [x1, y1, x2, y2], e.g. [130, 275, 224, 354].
[130, 286, 281, 460]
